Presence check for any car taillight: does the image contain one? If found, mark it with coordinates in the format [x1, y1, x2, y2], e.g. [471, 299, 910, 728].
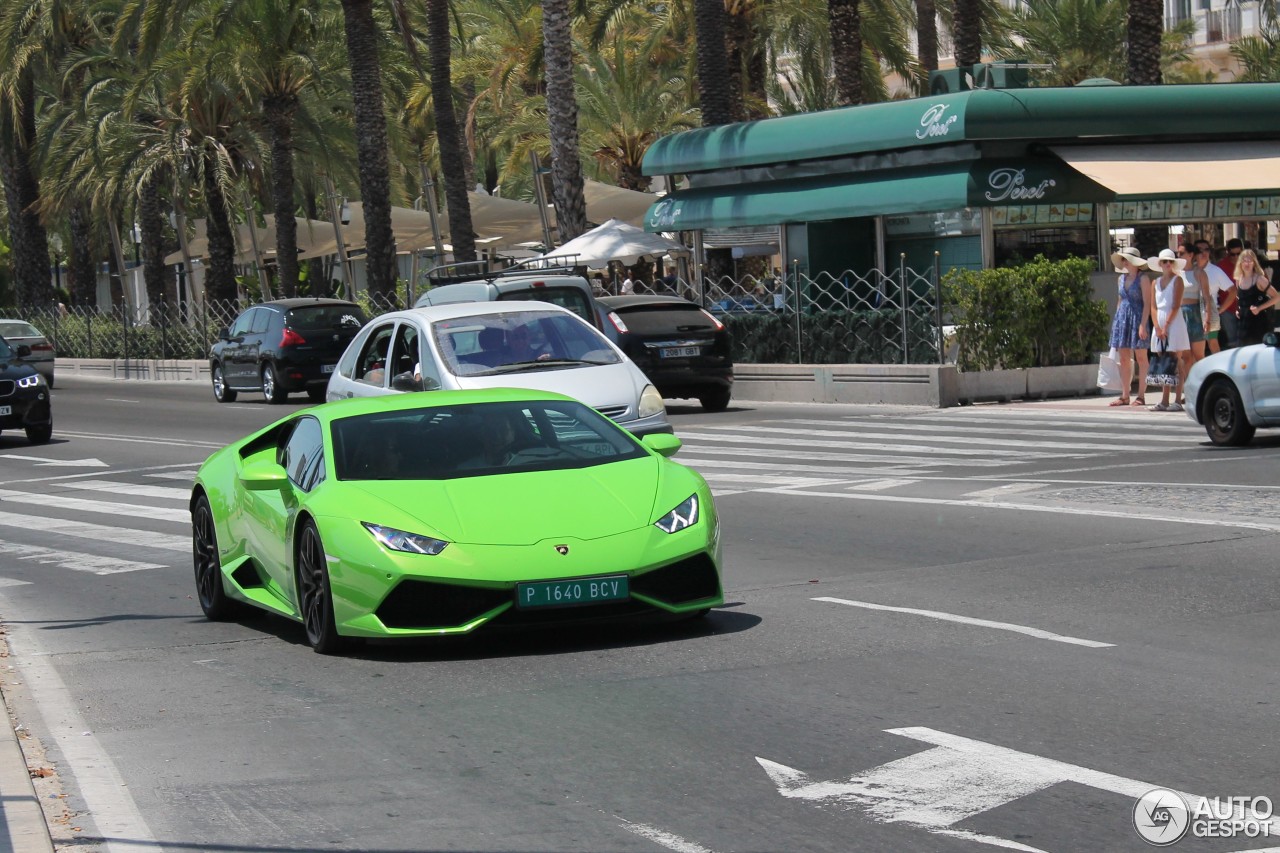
[700, 310, 725, 331]
[280, 328, 306, 347]
[607, 312, 629, 333]
[31, 343, 53, 352]
[530, 281, 545, 288]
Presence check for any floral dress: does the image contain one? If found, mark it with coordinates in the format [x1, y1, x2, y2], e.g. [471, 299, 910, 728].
[1108, 270, 1147, 350]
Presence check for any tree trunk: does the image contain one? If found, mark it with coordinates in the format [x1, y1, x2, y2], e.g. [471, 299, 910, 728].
[1127, 0, 1164, 85]
[917, 0, 938, 73]
[202, 159, 239, 303]
[66, 204, 96, 307]
[829, 0, 864, 106]
[1, 73, 48, 307]
[341, 0, 397, 297]
[427, 0, 477, 261]
[953, 0, 982, 71]
[263, 93, 301, 297]
[303, 191, 327, 296]
[724, 3, 750, 121]
[542, 0, 588, 242]
[694, 0, 735, 127]
[139, 171, 172, 308]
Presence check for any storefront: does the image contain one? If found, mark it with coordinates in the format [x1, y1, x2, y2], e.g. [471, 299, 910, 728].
[641, 82, 1280, 283]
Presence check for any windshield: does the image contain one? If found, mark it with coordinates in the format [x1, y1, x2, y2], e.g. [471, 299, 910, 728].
[285, 304, 367, 332]
[332, 399, 647, 481]
[497, 286, 594, 325]
[433, 309, 621, 377]
[614, 304, 719, 334]
[0, 322, 39, 338]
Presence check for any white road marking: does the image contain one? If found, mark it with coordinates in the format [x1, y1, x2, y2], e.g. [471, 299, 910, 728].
[0, 454, 107, 467]
[0, 510, 188, 552]
[0, 576, 31, 587]
[56, 479, 190, 501]
[2, 627, 158, 852]
[0, 489, 188, 523]
[759, 726, 1280, 851]
[697, 424, 1148, 452]
[845, 478, 920, 492]
[760, 487, 1280, 532]
[0, 540, 166, 575]
[699, 472, 848, 487]
[616, 819, 719, 853]
[52, 430, 222, 449]
[787, 417, 1195, 442]
[678, 451, 1002, 470]
[962, 482, 1048, 499]
[103, 398, 140, 403]
[814, 597, 1113, 647]
[145, 470, 199, 481]
[0, 461, 198, 487]
[676, 431, 1079, 459]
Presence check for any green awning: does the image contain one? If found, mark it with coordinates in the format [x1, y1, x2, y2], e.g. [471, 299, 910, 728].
[645, 159, 1112, 231]
[642, 82, 1280, 177]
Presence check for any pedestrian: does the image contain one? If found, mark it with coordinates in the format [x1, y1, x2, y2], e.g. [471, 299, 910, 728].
[1175, 245, 1214, 405]
[620, 273, 635, 295]
[1232, 248, 1278, 347]
[1145, 248, 1191, 412]
[1219, 237, 1244, 281]
[1107, 246, 1151, 407]
[1189, 245, 1233, 353]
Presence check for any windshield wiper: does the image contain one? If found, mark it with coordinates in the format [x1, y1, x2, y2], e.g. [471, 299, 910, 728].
[487, 358, 609, 374]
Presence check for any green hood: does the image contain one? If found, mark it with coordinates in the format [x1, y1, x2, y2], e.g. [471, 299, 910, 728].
[345, 456, 665, 545]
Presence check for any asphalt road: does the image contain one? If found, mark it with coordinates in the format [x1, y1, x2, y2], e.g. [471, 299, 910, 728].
[1, 377, 1279, 853]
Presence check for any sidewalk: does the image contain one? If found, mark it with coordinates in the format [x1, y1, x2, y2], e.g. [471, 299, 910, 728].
[0, 678, 56, 853]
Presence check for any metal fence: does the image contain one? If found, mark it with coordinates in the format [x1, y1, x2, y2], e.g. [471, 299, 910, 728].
[8, 260, 942, 366]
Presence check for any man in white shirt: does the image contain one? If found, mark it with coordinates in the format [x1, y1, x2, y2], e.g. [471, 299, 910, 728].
[620, 274, 635, 295]
[1196, 247, 1236, 352]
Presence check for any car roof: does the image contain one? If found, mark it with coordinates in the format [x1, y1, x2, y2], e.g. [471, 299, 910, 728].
[597, 295, 698, 309]
[256, 298, 363, 311]
[375, 300, 580, 324]
[0, 318, 42, 328]
[307, 387, 580, 422]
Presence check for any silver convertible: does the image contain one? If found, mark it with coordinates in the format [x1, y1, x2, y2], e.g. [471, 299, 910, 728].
[325, 301, 673, 437]
[1184, 333, 1280, 445]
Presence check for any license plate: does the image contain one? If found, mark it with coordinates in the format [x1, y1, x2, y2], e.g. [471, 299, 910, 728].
[517, 575, 629, 609]
[0, 406, 9, 416]
[321, 364, 336, 374]
[660, 346, 700, 358]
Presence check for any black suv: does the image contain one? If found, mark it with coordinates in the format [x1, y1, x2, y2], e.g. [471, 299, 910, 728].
[210, 299, 368, 404]
[0, 336, 52, 443]
[596, 295, 734, 411]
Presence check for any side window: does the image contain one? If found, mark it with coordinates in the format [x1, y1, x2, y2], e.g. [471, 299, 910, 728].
[356, 323, 395, 386]
[336, 330, 363, 379]
[252, 308, 279, 335]
[389, 322, 419, 380]
[230, 308, 258, 337]
[278, 417, 325, 491]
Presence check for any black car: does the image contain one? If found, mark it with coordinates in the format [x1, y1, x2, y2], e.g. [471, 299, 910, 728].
[210, 299, 368, 404]
[596, 295, 734, 411]
[0, 336, 52, 444]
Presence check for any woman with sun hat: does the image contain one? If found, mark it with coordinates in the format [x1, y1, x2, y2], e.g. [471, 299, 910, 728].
[1145, 248, 1190, 411]
[1107, 246, 1151, 407]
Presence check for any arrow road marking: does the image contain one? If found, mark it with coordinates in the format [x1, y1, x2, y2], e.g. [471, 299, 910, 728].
[758, 727, 1280, 851]
[0, 453, 108, 467]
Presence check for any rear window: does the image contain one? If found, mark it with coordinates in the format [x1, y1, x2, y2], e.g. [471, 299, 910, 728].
[0, 322, 40, 338]
[498, 287, 594, 325]
[613, 305, 718, 335]
[286, 305, 367, 332]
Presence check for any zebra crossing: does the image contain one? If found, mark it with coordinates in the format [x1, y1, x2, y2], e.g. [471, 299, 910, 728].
[676, 407, 1204, 497]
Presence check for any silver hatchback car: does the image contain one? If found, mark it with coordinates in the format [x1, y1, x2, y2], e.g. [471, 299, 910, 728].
[325, 301, 672, 437]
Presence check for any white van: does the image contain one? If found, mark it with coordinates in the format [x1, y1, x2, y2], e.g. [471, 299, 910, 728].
[413, 258, 601, 330]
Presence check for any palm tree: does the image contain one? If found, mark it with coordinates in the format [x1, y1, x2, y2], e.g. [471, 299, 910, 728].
[829, 0, 864, 105]
[1126, 0, 1163, 84]
[917, 0, 938, 73]
[1231, 0, 1280, 81]
[694, 0, 735, 126]
[953, 0, 983, 69]
[339, 0, 396, 297]
[542, 0, 587, 242]
[425, 0, 478, 261]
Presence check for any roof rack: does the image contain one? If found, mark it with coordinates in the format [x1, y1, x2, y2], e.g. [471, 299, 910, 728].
[424, 254, 585, 286]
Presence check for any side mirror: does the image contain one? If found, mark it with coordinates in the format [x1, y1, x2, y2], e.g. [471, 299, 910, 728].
[218, 327, 231, 341]
[14, 345, 31, 358]
[1265, 332, 1278, 348]
[390, 371, 423, 393]
[642, 432, 682, 458]
[240, 458, 290, 491]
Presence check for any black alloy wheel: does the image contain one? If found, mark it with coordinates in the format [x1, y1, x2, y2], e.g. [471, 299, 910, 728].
[261, 363, 288, 404]
[1204, 380, 1255, 447]
[25, 422, 52, 444]
[192, 495, 238, 620]
[699, 388, 732, 412]
[296, 521, 347, 654]
[212, 364, 237, 403]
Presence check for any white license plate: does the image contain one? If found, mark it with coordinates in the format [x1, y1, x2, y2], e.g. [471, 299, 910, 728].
[321, 364, 336, 374]
[0, 406, 10, 416]
[660, 346, 700, 358]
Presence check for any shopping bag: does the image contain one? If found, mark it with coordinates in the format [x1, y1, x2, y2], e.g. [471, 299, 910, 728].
[1146, 341, 1179, 387]
[1096, 348, 1121, 391]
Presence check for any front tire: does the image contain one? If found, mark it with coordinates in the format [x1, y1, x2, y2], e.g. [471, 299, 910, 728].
[1203, 380, 1255, 446]
[25, 423, 52, 445]
[261, 363, 288, 404]
[212, 364, 237, 403]
[699, 388, 732, 412]
[192, 495, 239, 620]
[296, 521, 347, 654]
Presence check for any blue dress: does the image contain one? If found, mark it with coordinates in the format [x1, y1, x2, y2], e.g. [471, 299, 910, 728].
[1109, 271, 1147, 350]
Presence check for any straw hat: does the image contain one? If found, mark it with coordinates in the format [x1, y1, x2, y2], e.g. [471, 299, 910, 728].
[1146, 247, 1187, 273]
[1110, 246, 1147, 271]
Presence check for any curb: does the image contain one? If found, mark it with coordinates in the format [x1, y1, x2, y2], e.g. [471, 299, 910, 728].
[0, 680, 56, 853]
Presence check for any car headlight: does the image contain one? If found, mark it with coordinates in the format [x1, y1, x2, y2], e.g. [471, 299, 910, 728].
[16, 374, 42, 389]
[362, 522, 449, 555]
[654, 495, 698, 533]
[638, 384, 665, 418]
